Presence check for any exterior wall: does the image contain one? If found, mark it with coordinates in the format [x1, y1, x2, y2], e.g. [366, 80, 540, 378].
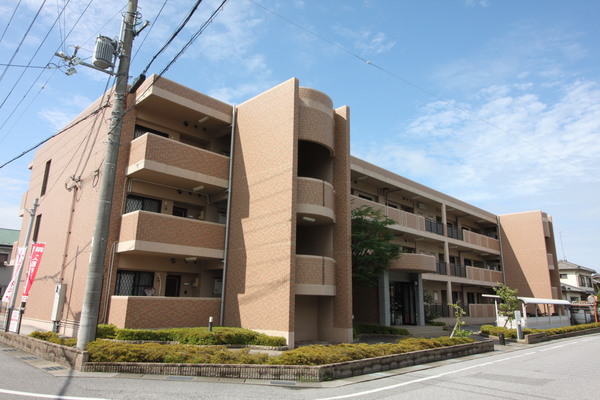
[107, 296, 220, 329]
[225, 79, 298, 344]
[16, 93, 113, 330]
[499, 211, 562, 301]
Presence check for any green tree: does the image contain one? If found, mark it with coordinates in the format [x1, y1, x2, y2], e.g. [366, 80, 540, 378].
[449, 303, 471, 337]
[351, 206, 401, 286]
[493, 283, 519, 327]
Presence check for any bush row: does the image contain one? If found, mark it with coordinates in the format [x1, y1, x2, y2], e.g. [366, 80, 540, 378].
[85, 336, 474, 365]
[29, 331, 77, 347]
[110, 326, 287, 347]
[480, 322, 600, 339]
[31, 325, 287, 348]
[354, 323, 410, 336]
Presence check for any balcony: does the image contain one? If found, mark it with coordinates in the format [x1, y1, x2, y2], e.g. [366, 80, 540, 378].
[297, 177, 335, 224]
[351, 196, 426, 231]
[295, 254, 336, 296]
[466, 266, 503, 284]
[462, 230, 500, 251]
[117, 210, 225, 259]
[298, 88, 335, 152]
[127, 133, 229, 193]
[389, 253, 436, 273]
[436, 262, 447, 275]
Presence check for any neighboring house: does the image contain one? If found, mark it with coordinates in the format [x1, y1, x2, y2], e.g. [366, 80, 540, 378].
[13, 75, 566, 346]
[0, 228, 20, 298]
[559, 260, 597, 301]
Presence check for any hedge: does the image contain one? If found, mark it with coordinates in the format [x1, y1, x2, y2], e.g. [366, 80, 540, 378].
[354, 323, 410, 336]
[85, 336, 474, 365]
[480, 322, 600, 339]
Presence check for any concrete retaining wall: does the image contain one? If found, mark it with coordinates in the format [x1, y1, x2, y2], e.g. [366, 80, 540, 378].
[0, 331, 88, 369]
[521, 327, 600, 344]
[84, 341, 494, 381]
[0, 330, 494, 382]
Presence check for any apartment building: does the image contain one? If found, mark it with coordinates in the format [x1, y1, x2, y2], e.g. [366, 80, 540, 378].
[10, 75, 564, 346]
[14, 76, 352, 346]
[350, 158, 504, 326]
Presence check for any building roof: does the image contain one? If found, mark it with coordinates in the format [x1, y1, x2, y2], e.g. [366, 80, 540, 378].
[0, 228, 19, 246]
[558, 259, 597, 274]
[560, 283, 590, 294]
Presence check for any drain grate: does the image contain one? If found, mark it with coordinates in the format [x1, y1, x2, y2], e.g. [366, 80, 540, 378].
[1, 348, 17, 352]
[42, 366, 67, 371]
[19, 356, 38, 360]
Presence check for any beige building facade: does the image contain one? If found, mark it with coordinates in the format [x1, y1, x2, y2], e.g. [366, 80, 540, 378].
[10, 76, 565, 345]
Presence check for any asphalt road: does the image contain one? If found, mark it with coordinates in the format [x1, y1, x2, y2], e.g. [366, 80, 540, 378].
[0, 333, 598, 399]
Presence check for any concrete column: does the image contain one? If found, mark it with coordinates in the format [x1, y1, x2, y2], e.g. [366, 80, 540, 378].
[379, 271, 390, 326]
[441, 203, 448, 236]
[446, 280, 453, 307]
[416, 274, 425, 325]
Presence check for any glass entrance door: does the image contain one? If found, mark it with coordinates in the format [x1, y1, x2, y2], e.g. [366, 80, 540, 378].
[390, 281, 416, 325]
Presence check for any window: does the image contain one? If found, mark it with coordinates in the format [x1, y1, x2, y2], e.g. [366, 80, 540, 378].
[125, 195, 161, 214]
[579, 275, 586, 287]
[134, 125, 169, 139]
[172, 206, 187, 217]
[40, 160, 51, 196]
[115, 271, 155, 296]
[559, 273, 567, 279]
[32, 214, 42, 242]
[0, 253, 8, 265]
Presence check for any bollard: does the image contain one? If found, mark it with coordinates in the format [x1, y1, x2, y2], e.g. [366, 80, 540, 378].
[498, 332, 505, 345]
[208, 316, 213, 332]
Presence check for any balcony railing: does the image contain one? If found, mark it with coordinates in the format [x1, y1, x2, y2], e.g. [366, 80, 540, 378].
[127, 133, 229, 190]
[295, 255, 336, 296]
[351, 196, 500, 253]
[425, 219, 444, 235]
[389, 253, 436, 273]
[436, 262, 447, 275]
[450, 263, 467, 278]
[466, 266, 503, 284]
[297, 177, 335, 222]
[118, 210, 225, 258]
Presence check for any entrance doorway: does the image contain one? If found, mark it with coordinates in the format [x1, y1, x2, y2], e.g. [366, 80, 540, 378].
[390, 281, 416, 325]
[165, 275, 181, 297]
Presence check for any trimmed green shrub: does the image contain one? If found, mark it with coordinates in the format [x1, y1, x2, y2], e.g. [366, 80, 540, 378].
[96, 324, 118, 339]
[114, 328, 175, 341]
[271, 337, 473, 366]
[355, 323, 410, 336]
[29, 331, 76, 347]
[86, 341, 270, 364]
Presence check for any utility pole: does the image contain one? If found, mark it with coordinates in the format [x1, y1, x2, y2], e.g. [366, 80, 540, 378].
[76, 0, 138, 350]
[4, 198, 38, 332]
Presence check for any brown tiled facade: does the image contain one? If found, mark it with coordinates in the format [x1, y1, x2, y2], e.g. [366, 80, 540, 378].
[11, 76, 563, 346]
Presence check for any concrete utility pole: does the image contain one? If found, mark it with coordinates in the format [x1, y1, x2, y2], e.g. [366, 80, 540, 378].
[4, 198, 38, 332]
[77, 0, 138, 350]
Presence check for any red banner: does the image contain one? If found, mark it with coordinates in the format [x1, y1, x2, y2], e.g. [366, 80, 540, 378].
[2, 246, 26, 303]
[21, 243, 45, 302]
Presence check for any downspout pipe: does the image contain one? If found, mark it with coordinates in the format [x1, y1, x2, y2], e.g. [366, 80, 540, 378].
[219, 105, 236, 327]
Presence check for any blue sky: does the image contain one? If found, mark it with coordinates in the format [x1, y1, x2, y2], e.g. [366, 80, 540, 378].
[0, 0, 598, 270]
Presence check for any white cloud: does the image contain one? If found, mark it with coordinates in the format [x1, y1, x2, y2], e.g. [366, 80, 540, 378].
[356, 79, 600, 208]
[38, 108, 76, 131]
[332, 25, 396, 55]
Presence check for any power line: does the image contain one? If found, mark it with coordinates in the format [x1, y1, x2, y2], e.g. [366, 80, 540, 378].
[0, 102, 110, 169]
[131, 0, 168, 62]
[0, 0, 22, 44]
[0, 0, 48, 85]
[0, 64, 51, 69]
[248, 0, 600, 181]
[140, 0, 204, 76]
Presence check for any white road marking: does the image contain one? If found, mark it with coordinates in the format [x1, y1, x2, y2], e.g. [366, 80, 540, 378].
[0, 388, 109, 400]
[314, 352, 536, 400]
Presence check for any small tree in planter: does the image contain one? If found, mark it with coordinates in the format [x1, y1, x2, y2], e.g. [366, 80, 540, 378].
[493, 283, 519, 328]
[449, 303, 471, 337]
